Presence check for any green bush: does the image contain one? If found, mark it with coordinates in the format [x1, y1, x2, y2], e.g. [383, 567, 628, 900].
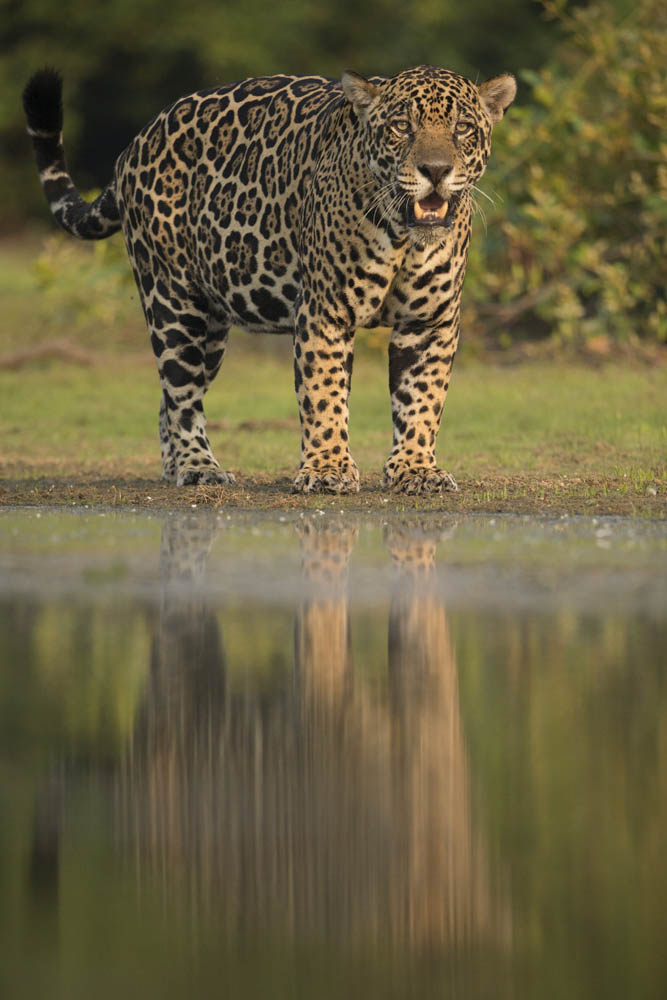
[33, 230, 138, 347]
[2, 0, 555, 226]
[11, 1, 665, 351]
[465, 0, 667, 348]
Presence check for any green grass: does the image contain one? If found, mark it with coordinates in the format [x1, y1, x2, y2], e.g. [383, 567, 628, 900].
[1, 349, 665, 484]
[0, 233, 665, 514]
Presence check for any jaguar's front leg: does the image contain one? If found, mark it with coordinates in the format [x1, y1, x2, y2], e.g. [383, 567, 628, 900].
[383, 321, 460, 495]
[292, 310, 360, 495]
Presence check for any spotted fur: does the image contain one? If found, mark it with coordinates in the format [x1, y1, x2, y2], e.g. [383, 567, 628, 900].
[23, 65, 515, 492]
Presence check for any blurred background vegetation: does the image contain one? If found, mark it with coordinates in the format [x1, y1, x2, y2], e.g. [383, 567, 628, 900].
[1, 0, 665, 351]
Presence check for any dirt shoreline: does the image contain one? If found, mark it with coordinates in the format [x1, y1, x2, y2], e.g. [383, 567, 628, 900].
[1, 472, 663, 518]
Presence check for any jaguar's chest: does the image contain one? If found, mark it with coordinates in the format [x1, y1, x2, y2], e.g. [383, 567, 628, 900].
[364, 234, 462, 329]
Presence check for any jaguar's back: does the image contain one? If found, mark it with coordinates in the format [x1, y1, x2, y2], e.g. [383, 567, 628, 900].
[116, 75, 346, 333]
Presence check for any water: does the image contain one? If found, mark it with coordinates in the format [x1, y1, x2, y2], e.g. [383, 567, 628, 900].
[1, 508, 666, 999]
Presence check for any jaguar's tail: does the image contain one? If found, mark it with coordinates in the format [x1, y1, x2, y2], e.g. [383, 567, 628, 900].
[23, 69, 121, 240]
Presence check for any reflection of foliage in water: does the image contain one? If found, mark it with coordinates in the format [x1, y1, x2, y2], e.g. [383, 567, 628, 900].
[0, 599, 149, 759]
[458, 608, 667, 992]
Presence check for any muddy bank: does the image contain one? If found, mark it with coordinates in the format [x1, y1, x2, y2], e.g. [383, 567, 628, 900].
[1, 471, 663, 518]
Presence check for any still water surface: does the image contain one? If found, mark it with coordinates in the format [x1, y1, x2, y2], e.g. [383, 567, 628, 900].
[1, 508, 666, 999]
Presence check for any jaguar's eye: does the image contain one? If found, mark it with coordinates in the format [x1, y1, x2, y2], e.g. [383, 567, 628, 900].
[455, 120, 475, 137]
[390, 119, 412, 136]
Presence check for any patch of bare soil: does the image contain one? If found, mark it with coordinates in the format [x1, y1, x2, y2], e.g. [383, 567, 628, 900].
[0, 471, 664, 518]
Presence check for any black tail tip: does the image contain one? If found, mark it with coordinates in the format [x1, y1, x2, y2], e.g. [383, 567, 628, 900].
[23, 68, 64, 134]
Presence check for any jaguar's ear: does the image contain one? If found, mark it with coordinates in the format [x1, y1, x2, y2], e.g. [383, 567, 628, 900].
[478, 73, 517, 125]
[342, 71, 379, 119]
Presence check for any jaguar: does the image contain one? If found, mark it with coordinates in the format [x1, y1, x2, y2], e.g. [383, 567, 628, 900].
[23, 64, 515, 493]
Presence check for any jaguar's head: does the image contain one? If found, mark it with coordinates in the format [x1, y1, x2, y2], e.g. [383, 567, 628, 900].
[342, 65, 516, 235]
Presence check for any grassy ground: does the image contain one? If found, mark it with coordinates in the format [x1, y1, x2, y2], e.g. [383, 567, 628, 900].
[0, 233, 665, 516]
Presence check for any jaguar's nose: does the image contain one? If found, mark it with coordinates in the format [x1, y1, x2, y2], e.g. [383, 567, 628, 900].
[417, 161, 453, 187]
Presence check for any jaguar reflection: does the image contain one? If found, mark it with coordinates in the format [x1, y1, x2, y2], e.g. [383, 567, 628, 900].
[117, 514, 507, 949]
[5, 510, 667, 997]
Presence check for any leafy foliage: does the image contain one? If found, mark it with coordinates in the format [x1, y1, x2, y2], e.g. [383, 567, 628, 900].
[465, 0, 667, 347]
[2, 0, 552, 220]
[33, 232, 136, 343]
[2, 0, 664, 346]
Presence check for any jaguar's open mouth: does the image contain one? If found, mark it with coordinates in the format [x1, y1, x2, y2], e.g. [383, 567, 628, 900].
[412, 191, 449, 226]
[408, 192, 451, 227]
